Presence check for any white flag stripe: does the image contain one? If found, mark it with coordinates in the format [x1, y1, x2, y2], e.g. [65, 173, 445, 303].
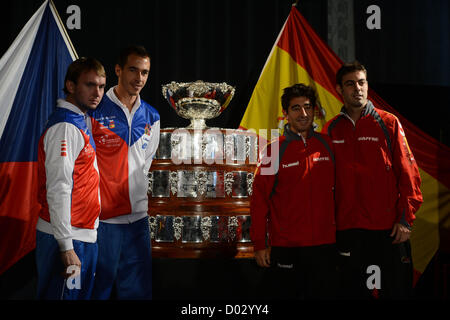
[0, 1, 47, 139]
[49, 0, 78, 61]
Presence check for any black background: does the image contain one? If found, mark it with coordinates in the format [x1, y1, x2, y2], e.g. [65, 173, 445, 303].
[2, 0, 448, 143]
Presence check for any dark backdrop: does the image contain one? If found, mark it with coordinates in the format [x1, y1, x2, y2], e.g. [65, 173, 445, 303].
[0, 0, 449, 300]
[2, 0, 448, 142]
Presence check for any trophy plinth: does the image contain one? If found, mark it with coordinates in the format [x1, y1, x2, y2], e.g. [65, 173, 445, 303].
[150, 80, 256, 259]
[162, 80, 235, 129]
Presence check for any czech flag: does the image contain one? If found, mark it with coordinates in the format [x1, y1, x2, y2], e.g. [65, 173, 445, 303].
[0, 0, 77, 274]
[240, 5, 450, 283]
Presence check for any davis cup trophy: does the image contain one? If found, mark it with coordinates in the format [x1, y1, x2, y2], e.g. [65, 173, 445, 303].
[147, 80, 258, 258]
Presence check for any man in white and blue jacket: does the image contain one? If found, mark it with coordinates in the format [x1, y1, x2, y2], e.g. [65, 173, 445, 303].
[89, 46, 160, 300]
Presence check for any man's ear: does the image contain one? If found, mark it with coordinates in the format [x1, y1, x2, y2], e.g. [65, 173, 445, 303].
[66, 80, 76, 94]
[282, 108, 287, 118]
[336, 84, 342, 96]
[115, 64, 121, 77]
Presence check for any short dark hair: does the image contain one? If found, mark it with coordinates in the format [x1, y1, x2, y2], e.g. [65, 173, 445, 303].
[336, 61, 367, 86]
[281, 83, 317, 111]
[63, 57, 105, 95]
[117, 45, 150, 68]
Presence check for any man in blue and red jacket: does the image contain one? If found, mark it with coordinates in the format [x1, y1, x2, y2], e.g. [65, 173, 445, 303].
[250, 83, 337, 299]
[36, 57, 106, 299]
[323, 61, 423, 299]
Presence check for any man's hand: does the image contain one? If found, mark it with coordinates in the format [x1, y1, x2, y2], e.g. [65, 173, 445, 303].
[390, 223, 411, 244]
[60, 249, 81, 278]
[254, 248, 271, 268]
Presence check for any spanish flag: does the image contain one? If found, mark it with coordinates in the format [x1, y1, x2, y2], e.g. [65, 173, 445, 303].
[240, 5, 450, 283]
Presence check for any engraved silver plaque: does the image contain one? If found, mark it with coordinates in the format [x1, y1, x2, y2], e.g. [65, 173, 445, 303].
[192, 130, 203, 163]
[177, 170, 197, 197]
[203, 129, 224, 163]
[232, 171, 249, 198]
[181, 216, 203, 243]
[151, 170, 170, 197]
[155, 215, 174, 242]
[209, 216, 229, 243]
[232, 133, 247, 162]
[156, 132, 172, 160]
[171, 129, 191, 162]
[247, 134, 258, 164]
[236, 215, 251, 243]
[206, 171, 225, 198]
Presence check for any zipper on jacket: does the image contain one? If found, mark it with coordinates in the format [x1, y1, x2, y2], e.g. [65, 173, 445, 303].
[128, 103, 140, 146]
[302, 137, 313, 243]
[128, 115, 132, 146]
[342, 113, 356, 129]
[300, 134, 307, 147]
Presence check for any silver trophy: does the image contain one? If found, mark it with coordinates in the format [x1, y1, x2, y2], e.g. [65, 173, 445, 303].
[162, 80, 235, 129]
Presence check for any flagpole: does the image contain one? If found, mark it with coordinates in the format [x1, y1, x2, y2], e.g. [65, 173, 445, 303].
[49, 0, 78, 59]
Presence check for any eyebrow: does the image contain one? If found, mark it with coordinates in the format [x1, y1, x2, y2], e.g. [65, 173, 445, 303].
[290, 103, 311, 108]
[344, 79, 366, 84]
[85, 81, 105, 87]
[128, 66, 149, 72]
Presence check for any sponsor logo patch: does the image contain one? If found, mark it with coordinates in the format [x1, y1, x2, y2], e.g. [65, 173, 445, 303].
[358, 136, 379, 142]
[313, 156, 329, 162]
[282, 161, 299, 169]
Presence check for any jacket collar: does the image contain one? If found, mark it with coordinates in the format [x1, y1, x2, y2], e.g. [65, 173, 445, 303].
[107, 86, 141, 114]
[340, 99, 375, 118]
[57, 99, 85, 115]
[283, 123, 314, 141]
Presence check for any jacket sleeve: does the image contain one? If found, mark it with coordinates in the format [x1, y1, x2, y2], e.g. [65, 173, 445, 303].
[391, 117, 423, 227]
[250, 141, 278, 251]
[43, 123, 84, 251]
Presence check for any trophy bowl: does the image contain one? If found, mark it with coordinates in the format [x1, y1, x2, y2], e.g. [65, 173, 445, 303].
[162, 80, 235, 129]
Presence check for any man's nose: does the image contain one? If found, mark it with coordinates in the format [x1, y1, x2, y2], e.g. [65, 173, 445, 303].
[93, 86, 102, 97]
[137, 72, 146, 82]
[300, 107, 308, 116]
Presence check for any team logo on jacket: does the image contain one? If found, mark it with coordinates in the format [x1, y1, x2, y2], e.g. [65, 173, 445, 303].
[108, 119, 115, 129]
[144, 123, 151, 135]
